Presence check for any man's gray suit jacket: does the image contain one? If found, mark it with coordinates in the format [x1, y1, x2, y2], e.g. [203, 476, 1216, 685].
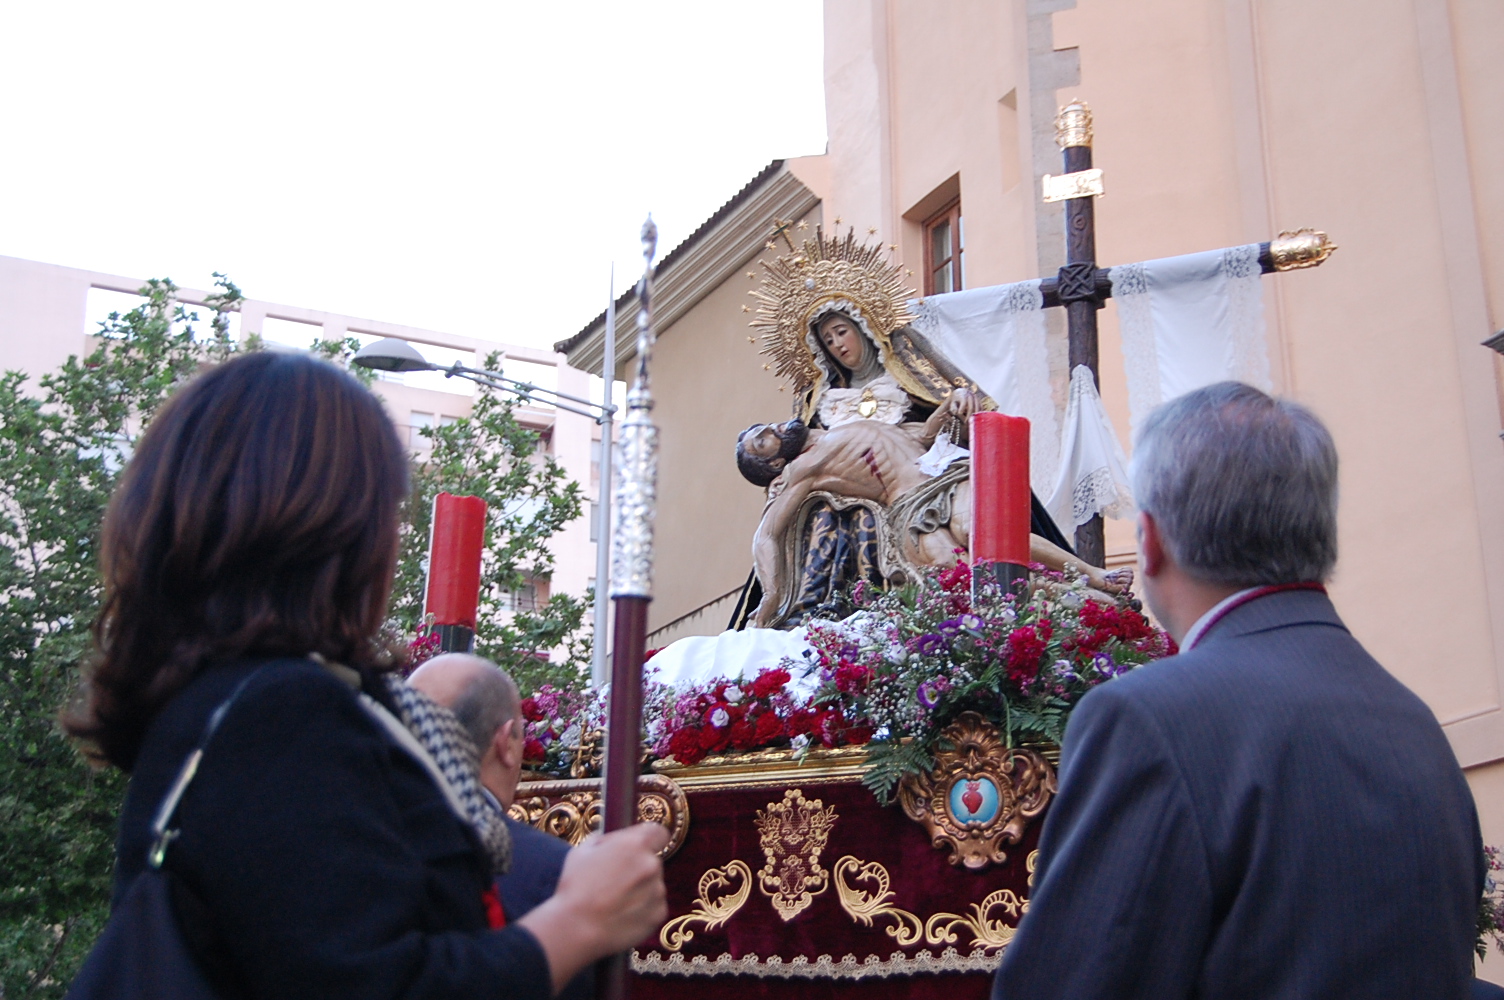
[993, 588, 1482, 1000]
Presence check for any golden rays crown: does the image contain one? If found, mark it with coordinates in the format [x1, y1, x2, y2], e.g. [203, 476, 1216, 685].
[749, 225, 915, 393]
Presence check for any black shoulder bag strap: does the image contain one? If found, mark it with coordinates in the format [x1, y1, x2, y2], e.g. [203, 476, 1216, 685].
[66, 665, 271, 1000]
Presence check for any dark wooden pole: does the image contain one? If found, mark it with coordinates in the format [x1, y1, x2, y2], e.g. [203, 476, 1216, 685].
[597, 218, 661, 1000]
[596, 595, 647, 1000]
[1055, 100, 1106, 568]
[602, 597, 647, 833]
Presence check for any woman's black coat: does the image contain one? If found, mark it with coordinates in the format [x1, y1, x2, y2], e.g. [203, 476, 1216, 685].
[113, 657, 552, 1000]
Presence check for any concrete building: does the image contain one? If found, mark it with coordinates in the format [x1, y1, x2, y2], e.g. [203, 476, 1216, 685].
[0, 252, 604, 634]
[557, 0, 1504, 973]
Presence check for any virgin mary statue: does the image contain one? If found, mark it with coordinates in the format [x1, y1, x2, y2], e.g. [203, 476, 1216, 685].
[730, 229, 1086, 629]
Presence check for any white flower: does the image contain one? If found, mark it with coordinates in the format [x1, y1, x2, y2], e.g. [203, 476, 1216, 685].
[723, 685, 743, 704]
[710, 707, 730, 728]
[791, 734, 810, 751]
[885, 643, 907, 665]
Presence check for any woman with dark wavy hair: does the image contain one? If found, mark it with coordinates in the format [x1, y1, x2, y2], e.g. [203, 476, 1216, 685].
[68, 352, 666, 999]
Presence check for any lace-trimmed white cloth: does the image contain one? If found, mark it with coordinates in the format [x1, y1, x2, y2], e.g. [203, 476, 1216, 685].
[1046, 365, 1135, 529]
[909, 280, 1057, 495]
[1109, 243, 1268, 440]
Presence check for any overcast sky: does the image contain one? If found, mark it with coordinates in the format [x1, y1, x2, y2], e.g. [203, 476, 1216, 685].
[0, 2, 827, 356]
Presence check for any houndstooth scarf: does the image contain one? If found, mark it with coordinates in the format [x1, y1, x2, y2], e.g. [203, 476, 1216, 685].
[379, 675, 513, 876]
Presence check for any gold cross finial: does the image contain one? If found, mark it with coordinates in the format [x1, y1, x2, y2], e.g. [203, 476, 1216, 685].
[770, 218, 798, 253]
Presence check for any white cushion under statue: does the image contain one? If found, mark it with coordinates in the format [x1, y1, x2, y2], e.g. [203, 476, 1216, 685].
[645, 627, 817, 697]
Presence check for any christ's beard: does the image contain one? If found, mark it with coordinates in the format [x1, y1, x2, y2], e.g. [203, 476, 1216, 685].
[777, 420, 809, 462]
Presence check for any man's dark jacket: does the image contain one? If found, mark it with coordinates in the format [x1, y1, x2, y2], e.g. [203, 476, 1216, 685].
[498, 818, 593, 999]
[114, 658, 552, 1000]
[993, 588, 1483, 999]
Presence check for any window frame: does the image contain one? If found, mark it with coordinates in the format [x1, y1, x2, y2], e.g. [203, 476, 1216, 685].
[922, 199, 964, 296]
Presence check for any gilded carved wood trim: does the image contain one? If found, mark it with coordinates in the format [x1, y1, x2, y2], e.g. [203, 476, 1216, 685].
[897, 712, 1057, 870]
[508, 773, 689, 859]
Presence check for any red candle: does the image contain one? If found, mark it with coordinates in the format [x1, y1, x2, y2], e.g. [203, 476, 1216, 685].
[970, 413, 1030, 566]
[425, 492, 488, 628]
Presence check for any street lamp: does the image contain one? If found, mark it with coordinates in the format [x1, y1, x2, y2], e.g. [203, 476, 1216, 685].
[353, 338, 615, 423]
[353, 337, 618, 684]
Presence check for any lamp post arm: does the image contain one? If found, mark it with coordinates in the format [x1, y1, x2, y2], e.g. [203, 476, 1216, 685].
[444, 364, 613, 414]
[442, 369, 617, 423]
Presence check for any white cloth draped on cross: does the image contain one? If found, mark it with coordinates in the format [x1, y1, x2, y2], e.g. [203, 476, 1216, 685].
[908, 242, 1269, 526]
[909, 280, 1058, 495]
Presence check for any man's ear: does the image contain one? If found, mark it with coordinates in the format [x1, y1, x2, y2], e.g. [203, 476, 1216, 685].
[494, 718, 523, 770]
[1138, 511, 1166, 578]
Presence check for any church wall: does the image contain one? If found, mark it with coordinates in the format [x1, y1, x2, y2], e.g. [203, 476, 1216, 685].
[1245, 0, 1504, 759]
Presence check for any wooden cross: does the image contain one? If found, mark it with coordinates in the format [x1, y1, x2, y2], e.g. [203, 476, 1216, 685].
[1031, 99, 1335, 567]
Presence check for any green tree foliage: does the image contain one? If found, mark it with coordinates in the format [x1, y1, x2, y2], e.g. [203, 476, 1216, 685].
[391, 354, 591, 696]
[0, 281, 590, 997]
[0, 277, 237, 998]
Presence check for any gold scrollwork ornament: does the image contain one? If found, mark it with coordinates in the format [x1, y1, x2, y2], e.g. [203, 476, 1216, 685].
[832, 855, 923, 946]
[925, 889, 1028, 951]
[756, 788, 839, 921]
[898, 712, 1056, 870]
[658, 860, 753, 952]
[833, 855, 1029, 955]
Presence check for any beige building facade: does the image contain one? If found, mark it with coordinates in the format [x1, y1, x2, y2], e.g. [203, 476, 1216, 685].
[0, 253, 604, 634]
[560, 0, 1504, 971]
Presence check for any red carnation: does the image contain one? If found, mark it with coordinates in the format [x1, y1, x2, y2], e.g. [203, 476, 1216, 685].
[938, 561, 972, 593]
[698, 725, 728, 752]
[751, 668, 792, 700]
[842, 724, 874, 746]
[730, 719, 759, 750]
[669, 728, 705, 767]
[833, 661, 872, 695]
[754, 711, 784, 743]
[1006, 624, 1051, 686]
[786, 708, 817, 737]
[520, 696, 544, 723]
[522, 737, 547, 762]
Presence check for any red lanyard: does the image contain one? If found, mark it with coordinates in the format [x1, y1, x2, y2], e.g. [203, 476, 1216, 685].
[1185, 582, 1327, 651]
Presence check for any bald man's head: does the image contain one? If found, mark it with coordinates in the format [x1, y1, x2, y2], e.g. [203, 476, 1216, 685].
[409, 653, 520, 753]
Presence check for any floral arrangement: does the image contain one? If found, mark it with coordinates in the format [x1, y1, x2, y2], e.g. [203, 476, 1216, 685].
[649, 667, 871, 767]
[799, 561, 1174, 800]
[516, 560, 1175, 803]
[1479, 845, 1504, 960]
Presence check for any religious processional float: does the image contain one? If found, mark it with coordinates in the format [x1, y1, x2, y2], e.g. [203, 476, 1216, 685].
[412, 102, 1336, 1000]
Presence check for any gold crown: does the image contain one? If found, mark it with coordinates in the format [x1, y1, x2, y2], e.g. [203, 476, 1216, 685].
[749, 227, 915, 393]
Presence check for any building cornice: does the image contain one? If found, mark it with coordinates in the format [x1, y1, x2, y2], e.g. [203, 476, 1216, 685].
[556, 163, 821, 376]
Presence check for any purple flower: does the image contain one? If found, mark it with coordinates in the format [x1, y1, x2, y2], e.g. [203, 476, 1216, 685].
[917, 677, 950, 709]
[913, 633, 947, 656]
[938, 613, 985, 637]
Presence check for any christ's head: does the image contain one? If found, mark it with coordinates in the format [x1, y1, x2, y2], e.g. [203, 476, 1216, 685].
[735, 419, 810, 487]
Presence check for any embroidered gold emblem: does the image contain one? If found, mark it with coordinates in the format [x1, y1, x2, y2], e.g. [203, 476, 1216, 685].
[897, 712, 1056, 870]
[755, 788, 838, 921]
[658, 860, 753, 952]
[857, 387, 878, 418]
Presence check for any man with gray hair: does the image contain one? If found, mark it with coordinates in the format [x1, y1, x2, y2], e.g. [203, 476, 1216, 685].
[993, 382, 1482, 999]
[410, 653, 594, 1000]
